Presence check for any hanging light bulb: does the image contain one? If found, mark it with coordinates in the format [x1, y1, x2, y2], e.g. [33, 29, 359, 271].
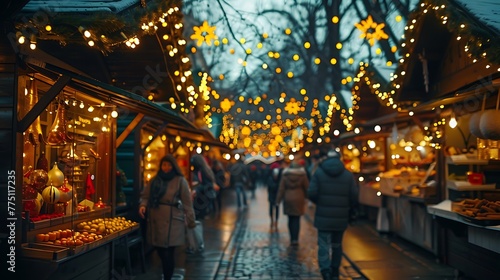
[111, 110, 118, 118]
[449, 113, 458, 128]
[88, 106, 94, 112]
[29, 34, 37, 50]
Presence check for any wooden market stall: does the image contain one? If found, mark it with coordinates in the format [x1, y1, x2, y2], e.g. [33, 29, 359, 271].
[357, 0, 500, 277]
[0, 0, 227, 278]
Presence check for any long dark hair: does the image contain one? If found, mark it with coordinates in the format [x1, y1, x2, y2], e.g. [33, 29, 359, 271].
[191, 154, 215, 183]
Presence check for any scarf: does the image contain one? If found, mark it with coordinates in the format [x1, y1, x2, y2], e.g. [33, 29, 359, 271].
[149, 170, 176, 208]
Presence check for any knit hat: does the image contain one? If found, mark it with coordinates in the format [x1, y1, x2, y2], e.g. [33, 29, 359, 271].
[269, 162, 280, 169]
[327, 150, 340, 158]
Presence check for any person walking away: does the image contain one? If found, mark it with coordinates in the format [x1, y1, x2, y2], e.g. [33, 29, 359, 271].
[266, 161, 282, 230]
[138, 155, 196, 280]
[229, 155, 250, 208]
[188, 154, 216, 253]
[211, 159, 226, 212]
[275, 159, 309, 246]
[307, 150, 359, 280]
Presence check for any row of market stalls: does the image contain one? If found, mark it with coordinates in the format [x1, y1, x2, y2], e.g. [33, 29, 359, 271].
[1, 1, 229, 278]
[320, 0, 500, 278]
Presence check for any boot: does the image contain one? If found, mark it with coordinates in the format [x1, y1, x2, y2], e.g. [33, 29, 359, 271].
[321, 269, 332, 280]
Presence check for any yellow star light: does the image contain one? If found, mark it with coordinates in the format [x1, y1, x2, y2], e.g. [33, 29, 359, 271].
[354, 15, 389, 46]
[284, 98, 300, 115]
[220, 98, 232, 112]
[191, 21, 218, 47]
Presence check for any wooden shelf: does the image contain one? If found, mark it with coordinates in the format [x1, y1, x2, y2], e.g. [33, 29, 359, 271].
[447, 155, 488, 165]
[446, 180, 497, 191]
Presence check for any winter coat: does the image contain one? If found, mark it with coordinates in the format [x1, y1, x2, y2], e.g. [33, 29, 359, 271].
[307, 156, 359, 231]
[140, 176, 196, 248]
[192, 170, 216, 220]
[229, 161, 250, 187]
[275, 167, 309, 216]
[266, 168, 282, 203]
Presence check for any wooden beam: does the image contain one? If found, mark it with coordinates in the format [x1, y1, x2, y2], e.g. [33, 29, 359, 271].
[17, 75, 71, 132]
[116, 113, 144, 148]
[142, 122, 168, 154]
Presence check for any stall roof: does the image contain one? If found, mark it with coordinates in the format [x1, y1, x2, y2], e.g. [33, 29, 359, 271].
[24, 54, 197, 129]
[20, 0, 139, 13]
[455, 0, 500, 35]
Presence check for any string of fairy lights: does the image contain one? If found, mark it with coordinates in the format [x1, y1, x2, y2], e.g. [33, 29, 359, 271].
[12, 0, 500, 157]
[349, 1, 500, 147]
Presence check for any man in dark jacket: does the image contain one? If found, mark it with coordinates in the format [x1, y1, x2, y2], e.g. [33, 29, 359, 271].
[229, 155, 250, 208]
[307, 150, 359, 280]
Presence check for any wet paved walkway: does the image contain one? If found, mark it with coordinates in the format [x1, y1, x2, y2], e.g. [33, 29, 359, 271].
[215, 188, 363, 280]
[125, 185, 461, 280]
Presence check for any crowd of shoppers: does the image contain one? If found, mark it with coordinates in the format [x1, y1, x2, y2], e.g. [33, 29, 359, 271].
[137, 149, 358, 280]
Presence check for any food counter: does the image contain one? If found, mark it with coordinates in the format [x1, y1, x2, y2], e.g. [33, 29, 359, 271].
[428, 200, 500, 278]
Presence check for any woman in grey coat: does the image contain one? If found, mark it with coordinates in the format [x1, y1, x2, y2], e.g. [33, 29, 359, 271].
[139, 155, 196, 280]
[275, 160, 309, 246]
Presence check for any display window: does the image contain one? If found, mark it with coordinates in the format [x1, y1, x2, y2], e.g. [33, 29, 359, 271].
[18, 74, 138, 261]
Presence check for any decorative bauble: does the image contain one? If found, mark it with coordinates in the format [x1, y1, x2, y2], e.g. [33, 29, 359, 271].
[23, 166, 33, 184]
[42, 185, 60, 204]
[58, 179, 73, 203]
[29, 169, 48, 192]
[35, 193, 44, 214]
[22, 184, 38, 200]
[479, 110, 500, 140]
[469, 111, 485, 139]
[47, 163, 64, 187]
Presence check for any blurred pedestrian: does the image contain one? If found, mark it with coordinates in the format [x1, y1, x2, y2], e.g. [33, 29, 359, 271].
[139, 155, 196, 280]
[211, 159, 226, 212]
[307, 150, 359, 280]
[266, 161, 282, 230]
[190, 154, 216, 220]
[275, 159, 309, 246]
[229, 154, 250, 208]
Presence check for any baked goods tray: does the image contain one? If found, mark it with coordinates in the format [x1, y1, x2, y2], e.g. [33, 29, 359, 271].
[456, 213, 500, 226]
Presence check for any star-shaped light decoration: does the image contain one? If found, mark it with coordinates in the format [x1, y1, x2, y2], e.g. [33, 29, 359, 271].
[354, 15, 389, 46]
[191, 21, 218, 46]
[220, 98, 232, 112]
[284, 98, 301, 115]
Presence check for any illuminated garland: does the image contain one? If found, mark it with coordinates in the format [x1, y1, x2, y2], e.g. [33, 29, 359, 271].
[13, 0, 182, 53]
[351, 0, 500, 121]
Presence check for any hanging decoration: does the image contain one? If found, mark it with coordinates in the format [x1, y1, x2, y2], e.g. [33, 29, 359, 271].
[85, 172, 95, 200]
[29, 169, 49, 193]
[284, 99, 301, 115]
[220, 98, 232, 113]
[46, 101, 72, 147]
[47, 162, 65, 187]
[354, 15, 389, 46]
[23, 78, 46, 146]
[190, 21, 218, 47]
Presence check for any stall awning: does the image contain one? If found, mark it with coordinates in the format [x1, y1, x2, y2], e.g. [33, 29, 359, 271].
[24, 57, 197, 129]
[144, 118, 229, 151]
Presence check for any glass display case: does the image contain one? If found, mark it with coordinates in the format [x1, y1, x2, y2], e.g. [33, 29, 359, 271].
[18, 75, 138, 278]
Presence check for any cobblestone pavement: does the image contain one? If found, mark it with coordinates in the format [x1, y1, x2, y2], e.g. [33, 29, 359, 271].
[131, 186, 366, 280]
[215, 186, 365, 280]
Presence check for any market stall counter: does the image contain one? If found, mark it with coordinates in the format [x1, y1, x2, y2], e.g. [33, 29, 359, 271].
[428, 200, 500, 279]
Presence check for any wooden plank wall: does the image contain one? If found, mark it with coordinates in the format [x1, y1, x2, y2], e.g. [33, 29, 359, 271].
[0, 32, 19, 267]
